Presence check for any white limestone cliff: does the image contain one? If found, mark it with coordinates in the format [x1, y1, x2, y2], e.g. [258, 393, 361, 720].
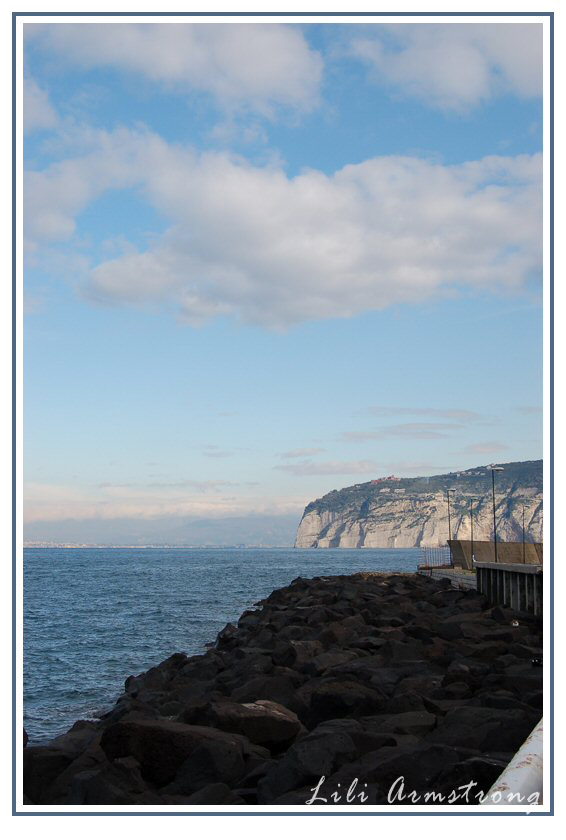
[295, 487, 543, 549]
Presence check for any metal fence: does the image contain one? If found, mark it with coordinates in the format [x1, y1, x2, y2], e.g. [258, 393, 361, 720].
[419, 545, 452, 569]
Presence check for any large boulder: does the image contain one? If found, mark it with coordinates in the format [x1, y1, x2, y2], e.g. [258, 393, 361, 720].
[272, 640, 323, 669]
[306, 679, 384, 726]
[434, 754, 511, 799]
[360, 711, 437, 737]
[182, 699, 302, 750]
[37, 738, 107, 804]
[100, 720, 249, 788]
[427, 706, 539, 752]
[257, 728, 358, 802]
[183, 783, 246, 805]
[68, 756, 153, 805]
[317, 618, 362, 647]
[230, 672, 303, 711]
[23, 721, 102, 803]
[24, 748, 76, 804]
[161, 737, 246, 795]
[306, 650, 359, 675]
[330, 742, 462, 797]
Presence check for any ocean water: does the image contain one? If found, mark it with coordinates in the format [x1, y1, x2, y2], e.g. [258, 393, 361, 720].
[23, 546, 421, 744]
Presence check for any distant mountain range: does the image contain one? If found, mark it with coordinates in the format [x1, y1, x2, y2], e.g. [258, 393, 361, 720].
[23, 514, 300, 549]
[294, 460, 543, 548]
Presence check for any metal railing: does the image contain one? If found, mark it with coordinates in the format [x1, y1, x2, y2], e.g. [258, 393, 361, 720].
[480, 719, 543, 806]
[418, 545, 452, 569]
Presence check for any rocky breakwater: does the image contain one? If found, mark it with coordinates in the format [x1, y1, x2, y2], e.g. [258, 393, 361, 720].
[23, 573, 542, 806]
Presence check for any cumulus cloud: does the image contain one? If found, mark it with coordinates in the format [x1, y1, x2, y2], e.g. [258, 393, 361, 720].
[25, 22, 322, 117]
[275, 459, 381, 476]
[23, 77, 58, 134]
[24, 126, 148, 243]
[350, 23, 542, 110]
[24, 125, 542, 327]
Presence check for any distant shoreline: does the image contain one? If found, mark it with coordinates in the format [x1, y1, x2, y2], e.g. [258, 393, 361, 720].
[23, 543, 296, 550]
[23, 544, 424, 550]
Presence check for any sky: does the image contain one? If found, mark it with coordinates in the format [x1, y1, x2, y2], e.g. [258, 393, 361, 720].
[22, 18, 544, 545]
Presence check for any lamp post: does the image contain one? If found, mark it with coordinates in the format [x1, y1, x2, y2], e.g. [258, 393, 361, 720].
[469, 497, 480, 566]
[490, 466, 504, 562]
[446, 487, 457, 565]
[522, 504, 526, 564]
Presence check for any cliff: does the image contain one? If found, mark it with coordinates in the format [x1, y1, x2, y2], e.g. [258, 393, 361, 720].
[295, 460, 543, 549]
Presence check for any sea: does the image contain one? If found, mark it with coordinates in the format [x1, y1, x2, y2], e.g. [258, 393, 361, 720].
[24, 546, 422, 744]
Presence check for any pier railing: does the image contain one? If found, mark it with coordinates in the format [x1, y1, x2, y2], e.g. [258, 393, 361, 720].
[418, 545, 452, 569]
[481, 719, 543, 806]
[475, 561, 543, 616]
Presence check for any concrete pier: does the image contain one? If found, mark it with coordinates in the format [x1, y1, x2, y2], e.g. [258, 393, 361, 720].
[448, 540, 543, 571]
[475, 562, 543, 616]
[417, 567, 477, 590]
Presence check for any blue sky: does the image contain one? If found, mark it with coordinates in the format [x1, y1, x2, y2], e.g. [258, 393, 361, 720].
[22, 20, 544, 544]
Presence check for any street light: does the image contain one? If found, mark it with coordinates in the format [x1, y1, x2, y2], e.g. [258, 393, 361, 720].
[469, 497, 480, 566]
[522, 503, 526, 564]
[490, 465, 504, 562]
[446, 487, 457, 564]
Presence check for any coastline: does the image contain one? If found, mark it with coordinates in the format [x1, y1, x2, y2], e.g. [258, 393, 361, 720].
[23, 571, 542, 806]
[24, 547, 421, 744]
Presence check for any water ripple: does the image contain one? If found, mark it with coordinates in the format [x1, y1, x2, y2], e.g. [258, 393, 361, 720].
[24, 546, 420, 743]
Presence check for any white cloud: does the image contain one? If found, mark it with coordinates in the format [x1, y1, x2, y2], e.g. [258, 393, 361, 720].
[275, 459, 381, 476]
[382, 461, 446, 474]
[25, 22, 322, 116]
[24, 126, 148, 243]
[99, 479, 234, 492]
[280, 448, 326, 459]
[350, 23, 542, 110]
[515, 405, 542, 415]
[341, 423, 463, 442]
[203, 450, 234, 459]
[25, 126, 542, 327]
[380, 423, 462, 439]
[366, 406, 483, 421]
[24, 480, 304, 522]
[23, 78, 58, 134]
[463, 441, 510, 455]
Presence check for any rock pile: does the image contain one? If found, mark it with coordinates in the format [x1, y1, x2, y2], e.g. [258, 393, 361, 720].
[23, 573, 542, 806]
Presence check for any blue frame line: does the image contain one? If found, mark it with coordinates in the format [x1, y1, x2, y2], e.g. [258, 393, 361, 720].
[12, 4, 17, 823]
[9, 10, 555, 14]
[548, 9, 554, 817]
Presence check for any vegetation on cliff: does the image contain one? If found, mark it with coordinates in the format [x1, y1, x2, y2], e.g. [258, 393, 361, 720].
[297, 460, 543, 548]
